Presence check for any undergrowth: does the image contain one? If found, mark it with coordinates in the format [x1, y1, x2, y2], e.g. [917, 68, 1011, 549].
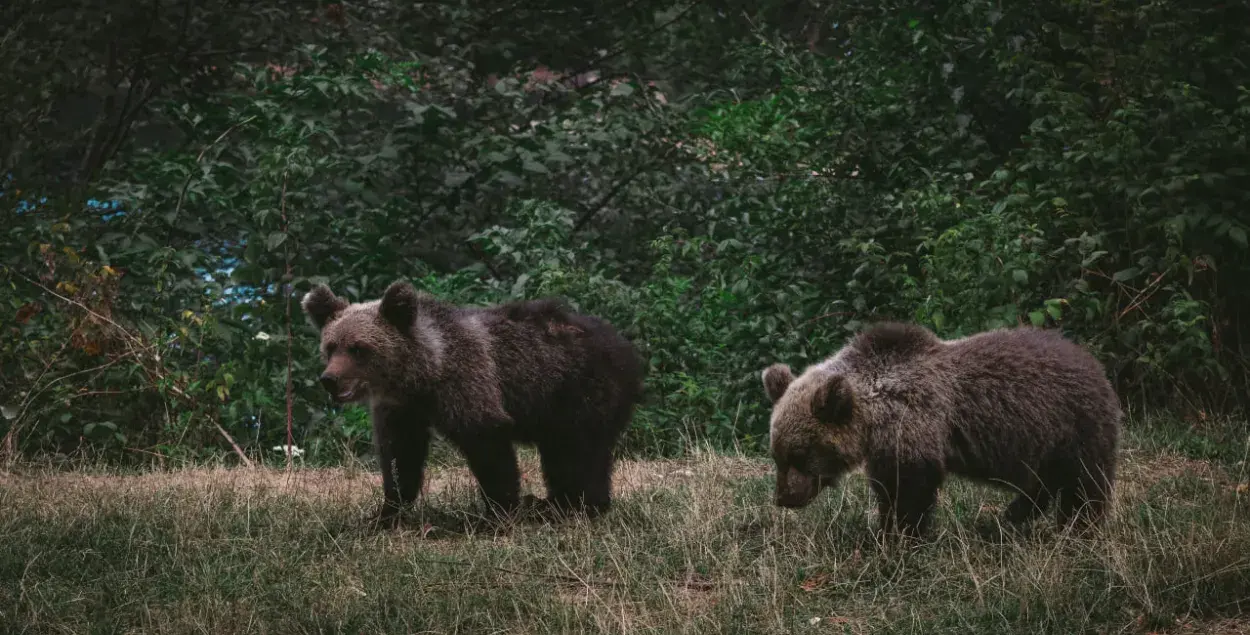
[0, 421, 1246, 634]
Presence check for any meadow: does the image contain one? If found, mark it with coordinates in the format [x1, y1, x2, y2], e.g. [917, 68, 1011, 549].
[2, 416, 1246, 635]
[5, 2, 1250, 633]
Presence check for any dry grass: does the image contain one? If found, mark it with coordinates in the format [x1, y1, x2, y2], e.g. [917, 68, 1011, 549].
[0, 441, 1247, 634]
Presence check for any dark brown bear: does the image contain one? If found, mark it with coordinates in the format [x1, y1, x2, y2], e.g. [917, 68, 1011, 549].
[302, 280, 644, 524]
[761, 322, 1121, 538]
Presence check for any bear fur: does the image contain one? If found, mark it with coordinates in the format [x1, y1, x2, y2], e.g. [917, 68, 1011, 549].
[761, 322, 1121, 538]
[302, 280, 644, 524]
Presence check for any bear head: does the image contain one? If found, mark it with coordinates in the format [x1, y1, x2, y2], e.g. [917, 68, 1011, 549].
[761, 363, 865, 509]
[302, 280, 437, 405]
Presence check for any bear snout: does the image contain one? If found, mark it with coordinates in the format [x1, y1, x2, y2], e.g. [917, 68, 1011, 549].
[775, 493, 807, 508]
[319, 374, 363, 402]
[775, 469, 820, 508]
[319, 373, 339, 395]
[775, 489, 817, 508]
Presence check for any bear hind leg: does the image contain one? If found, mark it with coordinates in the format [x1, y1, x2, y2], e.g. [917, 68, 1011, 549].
[1056, 459, 1115, 532]
[456, 435, 523, 519]
[538, 437, 615, 519]
[1003, 470, 1055, 525]
[1004, 486, 1053, 525]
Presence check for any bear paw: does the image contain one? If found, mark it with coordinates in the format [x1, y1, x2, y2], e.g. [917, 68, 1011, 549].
[363, 503, 404, 530]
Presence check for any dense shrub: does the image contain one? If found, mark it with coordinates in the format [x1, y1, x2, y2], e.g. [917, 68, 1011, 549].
[2, 0, 1247, 462]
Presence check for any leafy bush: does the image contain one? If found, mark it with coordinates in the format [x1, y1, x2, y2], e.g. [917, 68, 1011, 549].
[3, 0, 1247, 463]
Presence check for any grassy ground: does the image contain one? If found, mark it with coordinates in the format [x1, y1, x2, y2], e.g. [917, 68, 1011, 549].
[1, 425, 1247, 634]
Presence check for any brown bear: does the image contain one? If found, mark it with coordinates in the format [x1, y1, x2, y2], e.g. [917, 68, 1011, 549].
[761, 322, 1121, 538]
[302, 280, 644, 525]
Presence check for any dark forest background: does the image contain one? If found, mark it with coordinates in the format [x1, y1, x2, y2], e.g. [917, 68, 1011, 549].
[3, 0, 1248, 464]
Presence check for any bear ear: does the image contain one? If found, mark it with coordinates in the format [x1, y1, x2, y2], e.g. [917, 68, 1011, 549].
[761, 364, 795, 403]
[811, 374, 854, 426]
[302, 284, 348, 331]
[380, 280, 420, 331]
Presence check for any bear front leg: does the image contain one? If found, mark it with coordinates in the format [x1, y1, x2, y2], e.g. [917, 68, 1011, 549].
[867, 457, 944, 541]
[368, 406, 431, 527]
[370, 423, 403, 527]
[393, 422, 432, 506]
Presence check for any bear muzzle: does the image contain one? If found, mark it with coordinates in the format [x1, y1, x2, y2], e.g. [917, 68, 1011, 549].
[774, 469, 823, 509]
[319, 373, 366, 403]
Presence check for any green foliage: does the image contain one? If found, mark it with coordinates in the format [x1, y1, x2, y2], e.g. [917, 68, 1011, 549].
[2, 0, 1248, 462]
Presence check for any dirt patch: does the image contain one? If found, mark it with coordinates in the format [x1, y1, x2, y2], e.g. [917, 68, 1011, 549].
[1158, 618, 1250, 635]
[0, 455, 773, 502]
[0, 465, 379, 500]
[1116, 449, 1237, 500]
[0, 451, 1232, 513]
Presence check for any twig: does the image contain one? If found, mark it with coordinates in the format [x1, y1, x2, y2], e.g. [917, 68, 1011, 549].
[7, 354, 126, 448]
[212, 419, 254, 468]
[156, 115, 258, 239]
[572, 163, 649, 232]
[64, 388, 145, 400]
[1117, 272, 1165, 321]
[572, 140, 684, 233]
[797, 311, 854, 329]
[124, 446, 169, 461]
[6, 268, 147, 351]
[0, 334, 72, 461]
[5, 267, 254, 467]
[281, 173, 294, 472]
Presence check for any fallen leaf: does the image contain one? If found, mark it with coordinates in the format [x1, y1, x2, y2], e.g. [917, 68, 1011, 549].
[15, 302, 41, 324]
[799, 573, 829, 592]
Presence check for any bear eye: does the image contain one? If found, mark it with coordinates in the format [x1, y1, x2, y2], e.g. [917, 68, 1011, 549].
[787, 448, 810, 472]
[347, 343, 369, 357]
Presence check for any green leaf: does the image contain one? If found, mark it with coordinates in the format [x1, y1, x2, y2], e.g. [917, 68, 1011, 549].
[610, 82, 635, 97]
[1229, 226, 1247, 248]
[266, 232, 288, 251]
[1045, 301, 1063, 320]
[1012, 269, 1028, 284]
[1112, 267, 1139, 282]
[511, 273, 530, 297]
[522, 159, 550, 174]
[444, 170, 472, 187]
[494, 170, 523, 186]
[1081, 250, 1108, 267]
[1028, 311, 1046, 327]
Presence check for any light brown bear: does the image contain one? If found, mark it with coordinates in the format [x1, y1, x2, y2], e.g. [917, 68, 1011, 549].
[761, 322, 1121, 538]
[303, 280, 644, 526]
